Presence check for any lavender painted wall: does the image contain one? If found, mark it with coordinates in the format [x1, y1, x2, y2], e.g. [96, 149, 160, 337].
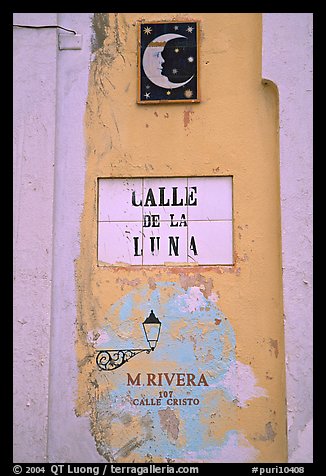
[262, 13, 313, 463]
[13, 13, 57, 462]
[13, 12, 102, 463]
[46, 13, 104, 463]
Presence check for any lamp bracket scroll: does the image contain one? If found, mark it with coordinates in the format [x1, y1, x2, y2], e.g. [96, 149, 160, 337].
[95, 310, 161, 371]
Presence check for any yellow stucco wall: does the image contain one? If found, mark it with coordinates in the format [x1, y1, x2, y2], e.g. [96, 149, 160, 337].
[75, 13, 287, 463]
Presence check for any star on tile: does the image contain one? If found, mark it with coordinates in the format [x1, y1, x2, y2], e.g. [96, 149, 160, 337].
[144, 92, 151, 99]
[172, 68, 178, 74]
[174, 25, 179, 30]
[186, 26, 194, 33]
[188, 56, 194, 63]
[143, 26, 152, 35]
[184, 89, 193, 99]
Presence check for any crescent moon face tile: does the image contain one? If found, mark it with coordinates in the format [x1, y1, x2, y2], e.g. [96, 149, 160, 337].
[138, 21, 199, 103]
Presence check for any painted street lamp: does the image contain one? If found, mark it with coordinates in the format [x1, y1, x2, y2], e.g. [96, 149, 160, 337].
[142, 309, 161, 350]
[96, 310, 161, 371]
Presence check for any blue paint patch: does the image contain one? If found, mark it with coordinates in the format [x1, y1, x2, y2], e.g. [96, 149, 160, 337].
[95, 281, 239, 461]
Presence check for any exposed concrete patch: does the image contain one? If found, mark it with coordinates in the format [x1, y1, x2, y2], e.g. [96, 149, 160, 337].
[256, 422, 277, 442]
[269, 338, 279, 358]
[158, 408, 180, 442]
[179, 274, 213, 298]
[91, 13, 110, 52]
[183, 110, 194, 128]
[148, 277, 157, 290]
[115, 277, 141, 290]
[114, 437, 143, 459]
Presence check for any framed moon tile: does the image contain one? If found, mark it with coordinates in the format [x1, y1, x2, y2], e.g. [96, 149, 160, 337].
[137, 21, 200, 104]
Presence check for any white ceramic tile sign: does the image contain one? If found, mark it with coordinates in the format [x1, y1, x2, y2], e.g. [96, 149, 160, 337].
[98, 177, 233, 265]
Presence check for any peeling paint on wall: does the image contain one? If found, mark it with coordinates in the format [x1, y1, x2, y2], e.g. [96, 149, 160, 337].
[85, 282, 270, 462]
[91, 13, 110, 52]
[76, 12, 287, 463]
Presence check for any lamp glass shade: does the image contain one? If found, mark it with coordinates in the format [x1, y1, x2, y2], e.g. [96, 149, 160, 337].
[143, 310, 161, 350]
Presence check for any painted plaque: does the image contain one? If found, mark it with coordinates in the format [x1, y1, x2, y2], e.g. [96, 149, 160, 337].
[97, 177, 233, 265]
[137, 21, 200, 103]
